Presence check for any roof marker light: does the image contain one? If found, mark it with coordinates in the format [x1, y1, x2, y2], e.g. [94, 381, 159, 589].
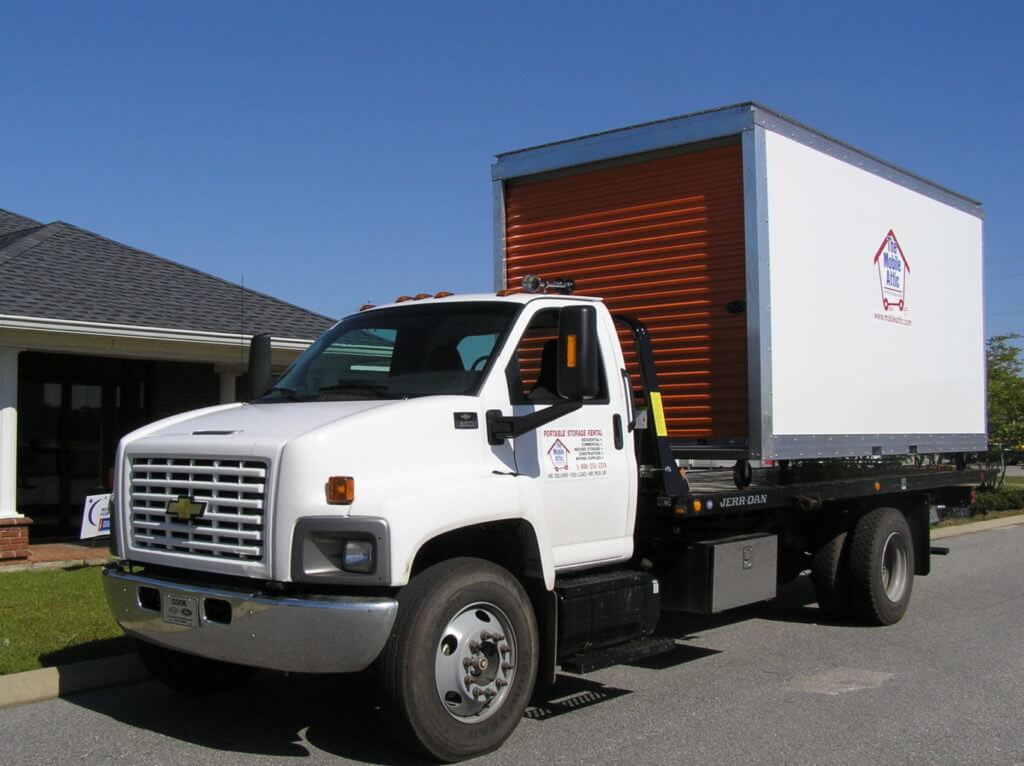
[414, 293, 431, 300]
[395, 295, 414, 302]
[521, 274, 576, 295]
[434, 291, 453, 298]
[359, 304, 376, 312]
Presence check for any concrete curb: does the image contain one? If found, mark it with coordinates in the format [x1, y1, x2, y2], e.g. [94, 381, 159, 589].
[0, 557, 110, 574]
[931, 514, 1024, 539]
[0, 516, 1020, 712]
[0, 653, 148, 710]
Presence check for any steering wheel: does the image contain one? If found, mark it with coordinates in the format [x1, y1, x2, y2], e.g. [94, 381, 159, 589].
[470, 355, 490, 371]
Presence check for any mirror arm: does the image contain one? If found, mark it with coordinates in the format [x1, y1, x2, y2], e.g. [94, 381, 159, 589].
[485, 401, 583, 446]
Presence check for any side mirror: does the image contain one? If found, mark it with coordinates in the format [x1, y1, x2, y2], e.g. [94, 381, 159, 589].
[557, 306, 600, 400]
[248, 333, 273, 400]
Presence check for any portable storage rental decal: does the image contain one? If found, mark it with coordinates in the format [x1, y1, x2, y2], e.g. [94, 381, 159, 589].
[492, 102, 986, 461]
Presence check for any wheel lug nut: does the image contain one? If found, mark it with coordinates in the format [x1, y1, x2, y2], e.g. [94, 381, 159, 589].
[495, 678, 508, 688]
[464, 675, 474, 687]
[502, 662, 513, 671]
[462, 657, 471, 668]
[479, 631, 492, 641]
[499, 643, 510, 654]
[468, 640, 481, 652]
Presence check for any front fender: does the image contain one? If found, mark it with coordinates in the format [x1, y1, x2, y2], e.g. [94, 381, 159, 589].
[352, 474, 557, 590]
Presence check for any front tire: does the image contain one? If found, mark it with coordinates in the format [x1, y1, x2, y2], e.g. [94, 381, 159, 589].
[135, 641, 257, 693]
[847, 508, 915, 625]
[378, 558, 539, 762]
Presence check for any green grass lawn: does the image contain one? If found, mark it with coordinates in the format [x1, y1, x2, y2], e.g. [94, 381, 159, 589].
[0, 566, 131, 675]
[1001, 475, 1024, 488]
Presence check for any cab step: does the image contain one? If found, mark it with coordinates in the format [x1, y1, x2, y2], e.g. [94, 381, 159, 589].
[560, 637, 677, 674]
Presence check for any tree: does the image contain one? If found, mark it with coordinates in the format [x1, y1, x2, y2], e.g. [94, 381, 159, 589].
[982, 334, 1024, 490]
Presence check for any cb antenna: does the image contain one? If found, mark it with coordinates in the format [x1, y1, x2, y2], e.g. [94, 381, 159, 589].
[240, 274, 245, 370]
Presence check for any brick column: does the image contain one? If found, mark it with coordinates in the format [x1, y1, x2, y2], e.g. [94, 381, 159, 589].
[1, 517, 31, 561]
[0, 347, 29, 561]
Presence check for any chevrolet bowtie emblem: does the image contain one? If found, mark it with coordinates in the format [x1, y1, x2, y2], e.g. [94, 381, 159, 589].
[167, 496, 206, 522]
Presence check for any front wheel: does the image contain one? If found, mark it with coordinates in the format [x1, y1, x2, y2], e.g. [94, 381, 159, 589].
[847, 507, 915, 625]
[378, 558, 539, 762]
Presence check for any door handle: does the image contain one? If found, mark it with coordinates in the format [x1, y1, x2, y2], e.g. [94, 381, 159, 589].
[612, 414, 624, 450]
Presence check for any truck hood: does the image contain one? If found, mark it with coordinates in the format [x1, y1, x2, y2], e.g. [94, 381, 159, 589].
[133, 400, 391, 443]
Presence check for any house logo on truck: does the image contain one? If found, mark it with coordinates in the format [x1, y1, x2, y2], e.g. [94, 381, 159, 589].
[548, 438, 570, 471]
[873, 230, 912, 327]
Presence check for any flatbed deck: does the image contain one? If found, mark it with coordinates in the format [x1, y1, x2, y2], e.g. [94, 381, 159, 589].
[679, 465, 981, 517]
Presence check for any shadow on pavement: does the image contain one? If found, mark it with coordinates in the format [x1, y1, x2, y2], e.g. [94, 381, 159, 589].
[64, 576, 848, 763]
[68, 671, 429, 765]
[39, 636, 134, 667]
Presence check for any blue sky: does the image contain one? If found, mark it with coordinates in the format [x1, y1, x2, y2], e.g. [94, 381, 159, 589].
[1, 0, 1021, 335]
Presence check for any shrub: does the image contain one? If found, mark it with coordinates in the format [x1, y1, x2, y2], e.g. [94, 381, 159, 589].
[973, 487, 1024, 514]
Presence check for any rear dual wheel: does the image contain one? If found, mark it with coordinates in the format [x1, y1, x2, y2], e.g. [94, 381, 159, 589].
[810, 526, 851, 619]
[811, 507, 914, 626]
[378, 558, 539, 762]
[848, 507, 914, 625]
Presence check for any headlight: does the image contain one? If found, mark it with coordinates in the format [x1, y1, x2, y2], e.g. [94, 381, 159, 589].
[342, 539, 374, 573]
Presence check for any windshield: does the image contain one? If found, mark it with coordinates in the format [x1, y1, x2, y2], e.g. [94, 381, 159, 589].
[258, 301, 520, 402]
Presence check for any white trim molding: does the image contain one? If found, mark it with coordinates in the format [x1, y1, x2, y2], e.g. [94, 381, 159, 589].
[0, 315, 318, 367]
[0, 347, 22, 518]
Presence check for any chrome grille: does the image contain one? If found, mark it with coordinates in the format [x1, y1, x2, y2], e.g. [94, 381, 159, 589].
[129, 457, 268, 561]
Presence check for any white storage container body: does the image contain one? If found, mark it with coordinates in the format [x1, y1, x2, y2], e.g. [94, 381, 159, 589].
[493, 103, 987, 460]
[754, 129, 986, 458]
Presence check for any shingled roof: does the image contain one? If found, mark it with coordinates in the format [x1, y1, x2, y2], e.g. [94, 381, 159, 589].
[0, 208, 334, 340]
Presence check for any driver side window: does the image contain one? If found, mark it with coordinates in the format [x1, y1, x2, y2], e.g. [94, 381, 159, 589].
[509, 309, 607, 404]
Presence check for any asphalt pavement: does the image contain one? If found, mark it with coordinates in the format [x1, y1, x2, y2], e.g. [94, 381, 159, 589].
[2, 525, 1022, 766]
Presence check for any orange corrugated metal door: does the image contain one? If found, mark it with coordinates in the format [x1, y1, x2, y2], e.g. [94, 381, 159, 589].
[504, 143, 748, 445]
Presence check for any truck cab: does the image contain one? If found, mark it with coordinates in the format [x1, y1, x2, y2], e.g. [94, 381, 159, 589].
[109, 292, 637, 589]
[105, 291, 655, 761]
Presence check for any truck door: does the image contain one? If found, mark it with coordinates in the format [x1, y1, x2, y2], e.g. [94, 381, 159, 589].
[508, 306, 636, 568]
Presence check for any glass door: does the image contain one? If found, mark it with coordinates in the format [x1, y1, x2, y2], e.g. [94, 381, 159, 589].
[17, 352, 151, 539]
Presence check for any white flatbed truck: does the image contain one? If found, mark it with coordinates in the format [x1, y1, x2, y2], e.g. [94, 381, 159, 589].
[104, 104, 985, 761]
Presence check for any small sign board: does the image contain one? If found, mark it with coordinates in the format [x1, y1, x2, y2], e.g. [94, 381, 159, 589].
[80, 493, 112, 539]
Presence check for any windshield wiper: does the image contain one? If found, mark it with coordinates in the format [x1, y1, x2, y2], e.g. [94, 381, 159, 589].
[262, 386, 300, 401]
[316, 382, 400, 400]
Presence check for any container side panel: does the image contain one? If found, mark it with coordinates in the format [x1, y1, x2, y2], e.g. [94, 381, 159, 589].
[504, 146, 748, 442]
[763, 131, 985, 446]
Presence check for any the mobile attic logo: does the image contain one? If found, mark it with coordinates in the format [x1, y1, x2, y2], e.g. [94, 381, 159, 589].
[873, 230, 912, 327]
[547, 438, 570, 471]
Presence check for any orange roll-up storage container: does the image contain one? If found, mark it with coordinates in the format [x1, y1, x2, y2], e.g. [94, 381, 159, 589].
[502, 143, 748, 448]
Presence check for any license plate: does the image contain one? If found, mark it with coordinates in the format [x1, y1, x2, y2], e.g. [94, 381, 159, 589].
[162, 594, 200, 628]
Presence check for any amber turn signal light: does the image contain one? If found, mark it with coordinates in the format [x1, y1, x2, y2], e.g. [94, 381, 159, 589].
[326, 476, 355, 505]
[566, 334, 578, 368]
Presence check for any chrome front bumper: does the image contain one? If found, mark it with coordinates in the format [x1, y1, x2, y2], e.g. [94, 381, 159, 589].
[102, 565, 398, 673]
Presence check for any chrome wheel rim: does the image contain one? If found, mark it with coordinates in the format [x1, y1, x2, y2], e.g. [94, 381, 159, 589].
[434, 602, 516, 722]
[881, 531, 909, 602]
